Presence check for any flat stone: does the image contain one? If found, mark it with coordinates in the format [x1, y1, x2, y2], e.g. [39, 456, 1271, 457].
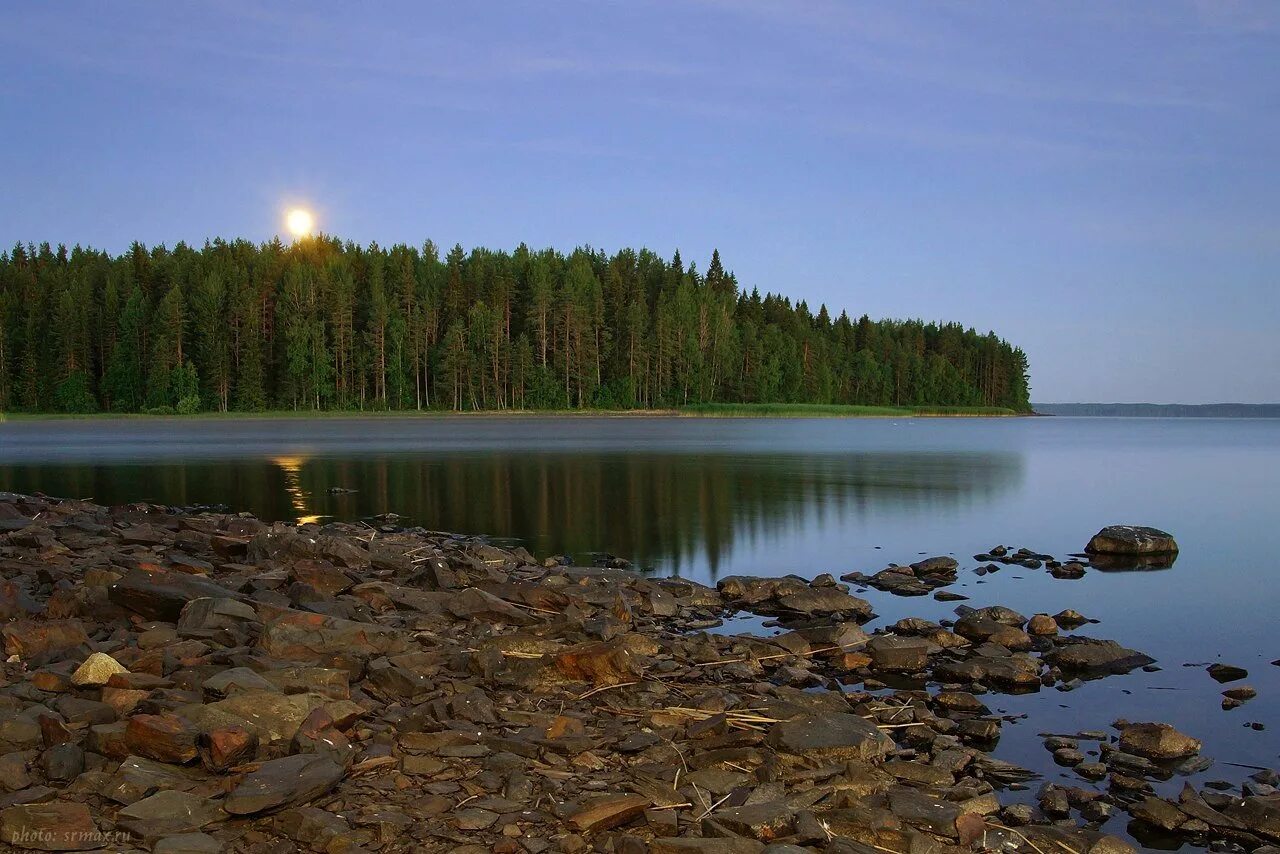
[650, 840, 765, 854]
[567, 795, 650, 833]
[223, 753, 344, 815]
[866, 635, 929, 672]
[767, 713, 893, 761]
[153, 833, 224, 854]
[714, 800, 796, 841]
[108, 569, 239, 622]
[1043, 638, 1154, 675]
[116, 790, 224, 838]
[0, 802, 100, 851]
[1119, 722, 1201, 760]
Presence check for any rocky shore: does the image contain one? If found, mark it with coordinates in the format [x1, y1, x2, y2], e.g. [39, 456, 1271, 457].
[0, 493, 1272, 853]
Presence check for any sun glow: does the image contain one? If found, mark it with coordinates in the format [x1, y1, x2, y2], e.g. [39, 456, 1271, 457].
[286, 208, 315, 238]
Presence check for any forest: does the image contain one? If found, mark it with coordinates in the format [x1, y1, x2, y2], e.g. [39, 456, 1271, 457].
[0, 238, 1031, 414]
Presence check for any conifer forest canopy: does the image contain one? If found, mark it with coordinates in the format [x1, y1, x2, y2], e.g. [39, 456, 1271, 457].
[0, 238, 1031, 414]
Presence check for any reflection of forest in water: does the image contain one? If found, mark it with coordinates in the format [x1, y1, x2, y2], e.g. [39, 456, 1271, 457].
[0, 451, 1021, 576]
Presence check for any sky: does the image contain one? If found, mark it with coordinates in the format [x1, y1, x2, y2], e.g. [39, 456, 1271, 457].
[1, 1, 1277, 403]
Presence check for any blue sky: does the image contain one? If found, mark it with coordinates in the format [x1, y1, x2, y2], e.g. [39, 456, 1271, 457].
[2, 1, 1277, 403]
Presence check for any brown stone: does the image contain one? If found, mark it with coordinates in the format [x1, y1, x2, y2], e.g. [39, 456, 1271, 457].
[567, 795, 650, 833]
[198, 725, 258, 772]
[125, 713, 199, 764]
[1118, 722, 1201, 760]
[2, 620, 89, 665]
[0, 802, 101, 851]
[554, 638, 642, 686]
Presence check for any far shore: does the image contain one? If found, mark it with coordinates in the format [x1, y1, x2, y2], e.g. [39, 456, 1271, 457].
[0, 403, 1024, 422]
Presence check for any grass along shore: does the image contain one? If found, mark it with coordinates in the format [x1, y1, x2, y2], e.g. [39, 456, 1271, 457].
[0, 403, 1023, 422]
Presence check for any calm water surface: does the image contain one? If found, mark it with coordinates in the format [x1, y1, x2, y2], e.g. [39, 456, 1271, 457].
[0, 415, 1276, 846]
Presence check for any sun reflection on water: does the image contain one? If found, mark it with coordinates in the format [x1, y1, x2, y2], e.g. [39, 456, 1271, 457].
[270, 455, 324, 524]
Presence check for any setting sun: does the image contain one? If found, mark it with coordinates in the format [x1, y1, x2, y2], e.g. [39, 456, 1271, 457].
[285, 208, 314, 237]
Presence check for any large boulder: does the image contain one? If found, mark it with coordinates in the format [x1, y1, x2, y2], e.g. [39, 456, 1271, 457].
[1086, 526, 1177, 555]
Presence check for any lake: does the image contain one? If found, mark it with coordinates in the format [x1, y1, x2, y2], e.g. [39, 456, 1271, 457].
[0, 414, 1276, 846]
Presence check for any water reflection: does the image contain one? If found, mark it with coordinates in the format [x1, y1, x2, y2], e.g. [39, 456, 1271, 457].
[0, 450, 1021, 578]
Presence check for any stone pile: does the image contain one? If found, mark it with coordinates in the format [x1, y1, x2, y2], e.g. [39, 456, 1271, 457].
[0, 493, 1263, 853]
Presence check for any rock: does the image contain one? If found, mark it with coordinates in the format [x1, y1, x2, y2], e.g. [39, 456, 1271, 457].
[650, 841, 765, 854]
[554, 638, 642, 686]
[1086, 525, 1178, 555]
[116, 790, 223, 838]
[766, 713, 893, 761]
[1, 620, 90, 666]
[567, 795, 650, 833]
[447, 587, 537, 625]
[197, 725, 258, 771]
[257, 609, 409, 669]
[0, 802, 100, 851]
[108, 569, 239, 621]
[1043, 638, 1154, 674]
[1224, 794, 1280, 840]
[713, 800, 795, 841]
[153, 833, 223, 854]
[177, 597, 259, 636]
[866, 635, 929, 672]
[1118, 722, 1201, 760]
[223, 753, 345, 815]
[1224, 685, 1256, 702]
[70, 652, 128, 687]
[125, 713, 199, 764]
[1207, 663, 1248, 683]
[1129, 796, 1186, 831]
[1027, 614, 1058, 635]
[775, 587, 872, 617]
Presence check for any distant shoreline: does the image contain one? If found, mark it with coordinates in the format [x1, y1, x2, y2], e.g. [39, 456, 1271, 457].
[1034, 402, 1279, 418]
[0, 403, 1024, 422]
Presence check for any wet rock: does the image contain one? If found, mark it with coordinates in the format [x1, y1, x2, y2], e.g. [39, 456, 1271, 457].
[933, 653, 1041, 688]
[1207, 663, 1248, 683]
[1129, 795, 1186, 832]
[1027, 614, 1058, 636]
[865, 635, 929, 672]
[1086, 525, 1178, 555]
[223, 753, 345, 815]
[1118, 722, 1201, 760]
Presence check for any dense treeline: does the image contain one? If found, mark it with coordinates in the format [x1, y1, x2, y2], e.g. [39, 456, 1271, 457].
[0, 238, 1030, 414]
